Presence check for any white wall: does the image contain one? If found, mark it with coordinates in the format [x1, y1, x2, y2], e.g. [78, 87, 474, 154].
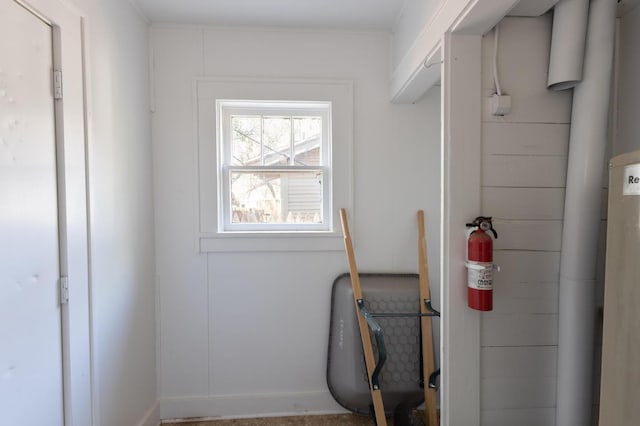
[151, 25, 441, 419]
[391, 0, 443, 69]
[70, 0, 158, 424]
[617, 6, 640, 156]
[479, 16, 572, 426]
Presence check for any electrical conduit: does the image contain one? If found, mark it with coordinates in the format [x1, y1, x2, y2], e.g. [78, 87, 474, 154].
[554, 0, 617, 424]
[548, 0, 591, 90]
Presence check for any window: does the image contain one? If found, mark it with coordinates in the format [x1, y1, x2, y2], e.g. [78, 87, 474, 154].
[217, 101, 332, 232]
[196, 77, 352, 252]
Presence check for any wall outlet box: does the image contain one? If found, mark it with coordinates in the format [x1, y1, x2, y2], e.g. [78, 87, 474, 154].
[490, 94, 511, 116]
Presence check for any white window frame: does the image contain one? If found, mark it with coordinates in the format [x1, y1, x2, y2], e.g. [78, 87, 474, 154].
[195, 77, 353, 252]
[217, 100, 332, 232]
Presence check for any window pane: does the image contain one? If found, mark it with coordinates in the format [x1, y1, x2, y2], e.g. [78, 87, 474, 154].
[293, 117, 322, 166]
[230, 171, 323, 224]
[263, 116, 291, 166]
[231, 116, 261, 166]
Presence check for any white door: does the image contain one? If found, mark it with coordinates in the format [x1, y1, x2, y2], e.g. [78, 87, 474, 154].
[0, 1, 65, 424]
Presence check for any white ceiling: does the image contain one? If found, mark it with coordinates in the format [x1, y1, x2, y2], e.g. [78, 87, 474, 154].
[132, 0, 640, 30]
[508, 0, 559, 17]
[132, 0, 407, 30]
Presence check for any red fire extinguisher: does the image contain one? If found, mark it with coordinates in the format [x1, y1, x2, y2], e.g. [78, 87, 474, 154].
[466, 217, 498, 311]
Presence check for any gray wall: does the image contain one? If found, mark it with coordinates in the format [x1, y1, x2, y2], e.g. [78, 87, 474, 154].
[479, 16, 571, 426]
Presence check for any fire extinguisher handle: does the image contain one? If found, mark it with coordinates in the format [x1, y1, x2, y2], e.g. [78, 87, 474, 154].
[489, 226, 498, 239]
[466, 216, 498, 239]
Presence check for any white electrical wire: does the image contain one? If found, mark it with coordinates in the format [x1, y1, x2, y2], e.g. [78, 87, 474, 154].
[493, 24, 502, 96]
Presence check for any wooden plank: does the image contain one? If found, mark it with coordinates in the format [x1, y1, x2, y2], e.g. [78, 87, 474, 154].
[481, 408, 556, 426]
[492, 220, 563, 251]
[481, 347, 557, 414]
[482, 122, 569, 156]
[417, 210, 438, 426]
[481, 314, 558, 347]
[493, 250, 560, 284]
[481, 346, 557, 379]
[491, 250, 560, 314]
[491, 283, 558, 314]
[493, 271, 559, 293]
[482, 155, 567, 188]
[481, 377, 557, 410]
[339, 209, 387, 426]
[481, 187, 565, 220]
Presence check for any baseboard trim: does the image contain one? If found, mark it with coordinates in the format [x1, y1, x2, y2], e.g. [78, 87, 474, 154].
[138, 400, 161, 426]
[160, 390, 346, 421]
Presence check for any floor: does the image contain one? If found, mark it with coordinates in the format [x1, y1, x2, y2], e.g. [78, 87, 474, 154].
[163, 412, 427, 425]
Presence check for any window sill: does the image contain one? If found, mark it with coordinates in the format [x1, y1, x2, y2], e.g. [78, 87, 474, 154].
[199, 232, 344, 253]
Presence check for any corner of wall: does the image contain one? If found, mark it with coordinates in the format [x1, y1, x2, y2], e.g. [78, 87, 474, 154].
[137, 400, 161, 426]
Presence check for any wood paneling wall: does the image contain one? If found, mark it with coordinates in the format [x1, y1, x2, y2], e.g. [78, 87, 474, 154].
[479, 16, 571, 426]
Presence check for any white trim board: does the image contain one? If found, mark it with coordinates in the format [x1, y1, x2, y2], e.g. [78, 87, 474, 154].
[440, 32, 483, 426]
[160, 391, 345, 420]
[138, 400, 161, 426]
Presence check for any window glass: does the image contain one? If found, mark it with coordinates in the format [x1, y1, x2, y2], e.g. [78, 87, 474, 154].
[293, 117, 321, 166]
[231, 116, 261, 166]
[230, 171, 323, 225]
[218, 101, 330, 232]
[262, 116, 291, 166]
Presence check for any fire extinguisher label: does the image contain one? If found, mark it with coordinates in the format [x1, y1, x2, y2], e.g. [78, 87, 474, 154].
[623, 163, 640, 196]
[467, 262, 493, 290]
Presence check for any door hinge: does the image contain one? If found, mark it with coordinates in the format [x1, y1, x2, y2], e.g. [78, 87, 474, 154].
[59, 276, 69, 305]
[53, 70, 63, 100]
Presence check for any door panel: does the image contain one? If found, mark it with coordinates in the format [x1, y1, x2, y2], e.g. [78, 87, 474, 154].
[0, 1, 64, 424]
